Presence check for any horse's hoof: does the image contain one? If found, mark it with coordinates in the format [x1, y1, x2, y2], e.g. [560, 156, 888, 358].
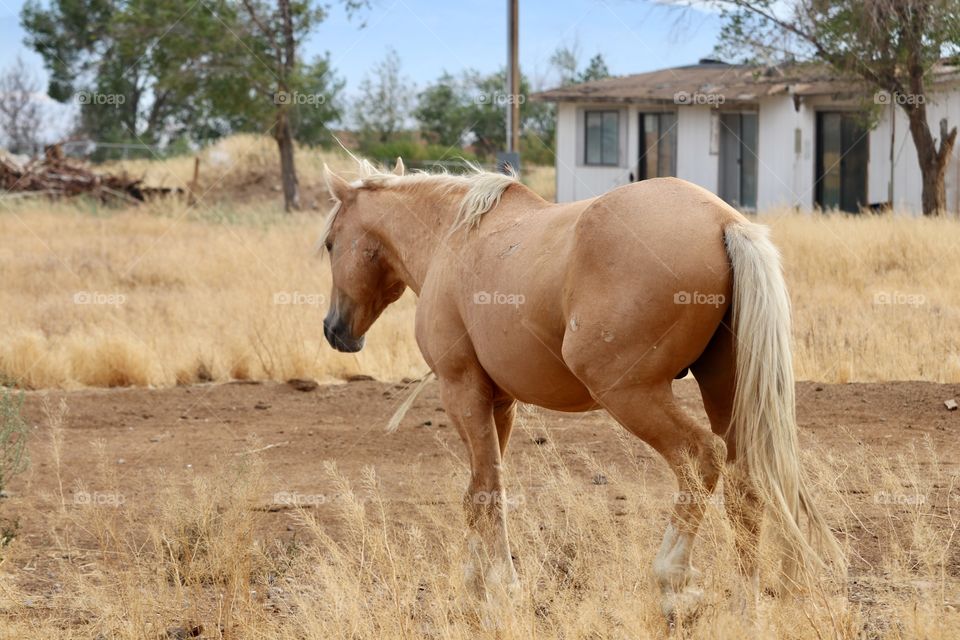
[661, 586, 704, 625]
[656, 563, 702, 591]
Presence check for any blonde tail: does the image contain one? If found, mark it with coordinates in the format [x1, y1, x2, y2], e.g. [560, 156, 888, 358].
[385, 372, 436, 433]
[724, 221, 844, 572]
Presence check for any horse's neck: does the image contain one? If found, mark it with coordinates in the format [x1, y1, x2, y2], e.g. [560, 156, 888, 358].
[374, 187, 464, 294]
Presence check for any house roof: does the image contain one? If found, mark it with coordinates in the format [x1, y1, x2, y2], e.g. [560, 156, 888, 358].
[532, 59, 960, 104]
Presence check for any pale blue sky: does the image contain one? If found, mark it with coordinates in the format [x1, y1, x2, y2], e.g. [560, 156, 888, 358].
[0, 0, 723, 95]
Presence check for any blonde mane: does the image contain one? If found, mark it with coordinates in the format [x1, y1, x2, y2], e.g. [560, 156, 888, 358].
[319, 159, 518, 250]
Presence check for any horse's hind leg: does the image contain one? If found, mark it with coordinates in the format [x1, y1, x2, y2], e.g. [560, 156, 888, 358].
[591, 382, 726, 618]
[691, 324, 762, 611]
[493, 398, 516, 457]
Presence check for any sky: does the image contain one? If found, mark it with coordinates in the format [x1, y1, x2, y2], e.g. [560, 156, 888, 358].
[0, 0, 724, 136]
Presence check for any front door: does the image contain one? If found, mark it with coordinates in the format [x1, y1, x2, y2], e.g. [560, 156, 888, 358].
[816, 112, 868, 212]
[637, 112, 677, 180]
[718, 112, 758, 210]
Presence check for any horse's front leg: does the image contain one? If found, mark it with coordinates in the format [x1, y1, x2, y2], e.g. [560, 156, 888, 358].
[438, 370, 519, 600]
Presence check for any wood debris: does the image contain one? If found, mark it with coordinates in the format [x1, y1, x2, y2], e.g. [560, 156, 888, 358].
[0, 144, 181, 203]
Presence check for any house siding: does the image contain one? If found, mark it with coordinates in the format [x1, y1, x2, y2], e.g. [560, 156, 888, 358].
[756, 96, 814, 210]
[675, 107, 716, 193]
[554, 86, 960, 213]
[556, 102, 635, 202]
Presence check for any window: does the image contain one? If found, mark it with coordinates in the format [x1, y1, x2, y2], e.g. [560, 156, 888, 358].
[638, 112, 678, 179]
[584, 110, 619, 166]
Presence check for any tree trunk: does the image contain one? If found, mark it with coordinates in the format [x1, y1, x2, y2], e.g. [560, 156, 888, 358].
[275, 110, 300, 212]
[903, 97, 957, 216]
[275, 0, 300, 213]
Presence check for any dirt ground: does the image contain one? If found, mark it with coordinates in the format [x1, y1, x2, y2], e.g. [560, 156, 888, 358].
[4, 378, 960, 601]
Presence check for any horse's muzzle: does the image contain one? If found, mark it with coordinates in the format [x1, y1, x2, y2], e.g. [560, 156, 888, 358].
[323, 316, 365, 353]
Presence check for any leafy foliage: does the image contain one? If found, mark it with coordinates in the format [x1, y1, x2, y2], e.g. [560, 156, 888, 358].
[353, 48, 414, 147]
[21, 0, 347, 150]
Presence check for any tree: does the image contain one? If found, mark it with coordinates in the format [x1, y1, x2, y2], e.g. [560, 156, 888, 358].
[197, 0, 356, 211]
[22, 0, 361, 210]
[549, 43, 581, 86]
[290, 55, 346, 146]
[414, 73, 470, 147]
[579, 54, 611, 83]
[549, 43, 611, 86]
[21, 0, 234, 148]
[231, 0, 328, 211]
[354, 48, 414, 148]
[0, 58, 43, 155]
[712, 0, 960, 215]
[463, 69, 514, 159]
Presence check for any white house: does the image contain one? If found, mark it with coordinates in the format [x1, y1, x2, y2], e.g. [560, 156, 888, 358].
[535, 59, 960, 213]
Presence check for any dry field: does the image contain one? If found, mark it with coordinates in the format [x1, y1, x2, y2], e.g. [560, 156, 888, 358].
[0, 136, 958, 638]
[0, 379, 957, 639]
[0, 175, 957, 389]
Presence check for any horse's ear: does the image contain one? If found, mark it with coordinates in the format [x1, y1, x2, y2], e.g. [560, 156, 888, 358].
[323, 164, 353, 202]
[393, 157, 405, 176]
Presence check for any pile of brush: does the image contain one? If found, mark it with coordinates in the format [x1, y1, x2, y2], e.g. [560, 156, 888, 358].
[0, 144, 180, 203]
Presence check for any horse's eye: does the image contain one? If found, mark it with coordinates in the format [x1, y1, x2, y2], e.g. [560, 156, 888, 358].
[325, 240, 333, 252]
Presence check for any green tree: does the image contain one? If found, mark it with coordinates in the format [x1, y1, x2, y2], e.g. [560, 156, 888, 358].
[579, 54, 611, 83]
[354, 48, 414, 149]
[712, 0, 960, 215]
[549, 43, 611, 86]
[22, 0, 242, 148]
[22, 0, 359, 210]
[225, 0, 359, 211]
[414, 73, 470, 147]
[290, 55, 346, 146]
[411, 69, 557, 163]
[412, 63, 575, 165]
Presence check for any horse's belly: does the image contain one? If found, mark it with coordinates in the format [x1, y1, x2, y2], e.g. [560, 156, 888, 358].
[471, 332, 596, 412]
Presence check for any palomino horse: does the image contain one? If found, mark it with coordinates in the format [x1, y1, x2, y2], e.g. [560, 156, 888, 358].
[320, 159, 842, 619]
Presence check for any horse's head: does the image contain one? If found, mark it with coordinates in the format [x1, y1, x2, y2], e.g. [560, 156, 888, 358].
[320, 160, 408, 353]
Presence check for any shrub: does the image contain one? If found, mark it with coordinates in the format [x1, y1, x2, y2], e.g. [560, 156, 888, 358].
[0, 387, 29, 494]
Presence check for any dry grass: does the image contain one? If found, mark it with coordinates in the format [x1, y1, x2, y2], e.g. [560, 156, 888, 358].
[0, 202, 957, 389]
[101, 134, 356, 201]
[100, 134, 556, 204]
[0, 135, 956, 388]
[767, 211, 960, 383]
[0, 403, 956, 638]
[0, 200, 424, 389]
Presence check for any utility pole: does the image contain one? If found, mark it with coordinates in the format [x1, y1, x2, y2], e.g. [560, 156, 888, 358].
[501, 0, 520, 174]
[507, 0, 520, 153]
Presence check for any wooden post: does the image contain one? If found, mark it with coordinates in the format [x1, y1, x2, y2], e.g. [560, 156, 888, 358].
[189, 156, 200, 205]
[506, 0, 520, 155]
